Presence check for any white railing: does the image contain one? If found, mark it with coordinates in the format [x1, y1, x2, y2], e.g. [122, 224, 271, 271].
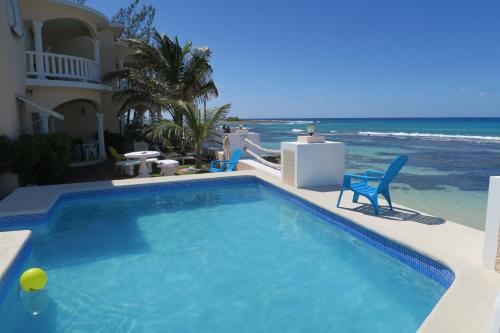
[25, 51, 101, 83]
[242, 137, 281, 170]
[244, 148, 282, 170]
[243, 138, 281, 155]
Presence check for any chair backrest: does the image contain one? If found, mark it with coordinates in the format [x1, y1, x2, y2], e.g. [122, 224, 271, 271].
[226, 149, 242, 171]
[377, 155, 408, 192]
[108, 146, 122, 162]
[133, 141, 148, 151]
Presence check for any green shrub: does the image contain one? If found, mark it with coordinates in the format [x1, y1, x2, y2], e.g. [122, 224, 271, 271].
[13, 133, 73, 185]
[0, 135, 14, 174]
[104, 131, 125, 153]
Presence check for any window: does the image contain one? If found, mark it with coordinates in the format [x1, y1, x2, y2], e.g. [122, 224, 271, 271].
[6, 0, 24, 37]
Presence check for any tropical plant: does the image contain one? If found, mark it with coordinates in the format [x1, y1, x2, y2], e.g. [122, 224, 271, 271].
[112, 0, 156, 41]
[146, 101, 230, 169]
[73, 0, 155, 41]
[105, 30, 218, 127]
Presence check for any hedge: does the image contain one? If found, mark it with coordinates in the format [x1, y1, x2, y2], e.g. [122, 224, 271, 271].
[12, 133, 73, 185]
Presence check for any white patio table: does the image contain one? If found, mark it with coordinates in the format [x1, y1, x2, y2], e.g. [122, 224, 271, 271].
[124, 151, 161, 178]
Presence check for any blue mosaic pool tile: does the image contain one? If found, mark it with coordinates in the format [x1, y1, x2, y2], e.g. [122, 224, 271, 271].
[256, 179, 455, 288]
[0, 212, 47, 230]
[0, 175, 454, 289]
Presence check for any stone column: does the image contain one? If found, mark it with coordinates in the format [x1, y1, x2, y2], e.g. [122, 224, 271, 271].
[117, 57, 124, 70]
[96, 112, 106, 159]
[32, 20, 45, 79]
[92, 39, 101, 65]
[40, 113, 49, 134]
[281, 140, 345, 188]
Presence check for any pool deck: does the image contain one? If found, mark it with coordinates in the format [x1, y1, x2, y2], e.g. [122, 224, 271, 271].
[0, 170, 499, 332]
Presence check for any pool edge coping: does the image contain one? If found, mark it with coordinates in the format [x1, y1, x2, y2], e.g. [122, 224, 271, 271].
[0, 171, 498, 332]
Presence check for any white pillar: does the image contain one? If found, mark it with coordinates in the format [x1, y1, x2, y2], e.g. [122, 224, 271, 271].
[96, 112, 106, 159]
[117, 57, 124, 70]
[40, 113, 49, 134]
[483, 176, 500, 270]
[281, 140, 345, 188]
[92, 39, 100, 65]
[32, 20, 45, 79]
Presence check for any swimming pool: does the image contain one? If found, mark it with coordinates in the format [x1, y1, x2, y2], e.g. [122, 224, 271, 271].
[0, 177, 453, 332]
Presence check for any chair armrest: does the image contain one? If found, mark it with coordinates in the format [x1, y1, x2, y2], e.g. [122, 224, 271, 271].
[343, 173, 382, 188]
[365, 169, 385, 176]
[344, 173, 383, 181]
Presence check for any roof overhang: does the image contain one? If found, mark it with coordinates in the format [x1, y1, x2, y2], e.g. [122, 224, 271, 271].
[26, 0, 110, 31]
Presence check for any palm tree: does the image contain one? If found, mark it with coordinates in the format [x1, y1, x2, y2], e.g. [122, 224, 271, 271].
[146, 101, 230, 169]
[105, 30, 218, 127]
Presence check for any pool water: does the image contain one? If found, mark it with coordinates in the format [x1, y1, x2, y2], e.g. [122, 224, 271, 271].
[0, 180, 447, 332]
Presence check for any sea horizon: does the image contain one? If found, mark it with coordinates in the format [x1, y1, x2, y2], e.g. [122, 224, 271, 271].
[238, 117, 500, 230]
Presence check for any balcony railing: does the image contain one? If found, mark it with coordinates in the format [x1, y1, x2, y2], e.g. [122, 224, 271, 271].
[25, 51, 101, 83]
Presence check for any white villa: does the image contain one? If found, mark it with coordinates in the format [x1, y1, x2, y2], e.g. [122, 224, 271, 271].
[0, 0, 133, 192]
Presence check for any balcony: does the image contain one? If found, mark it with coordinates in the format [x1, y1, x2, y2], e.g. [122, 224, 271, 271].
[25, 51, 101, 83]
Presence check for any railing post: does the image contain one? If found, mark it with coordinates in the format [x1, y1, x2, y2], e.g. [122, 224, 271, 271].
[31, 20, 45, 79]
[484, 176, 500, 270]
[92, 39, 100, 65]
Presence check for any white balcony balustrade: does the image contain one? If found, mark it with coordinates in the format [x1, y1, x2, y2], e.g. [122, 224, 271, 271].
[25, 51, 101, 83]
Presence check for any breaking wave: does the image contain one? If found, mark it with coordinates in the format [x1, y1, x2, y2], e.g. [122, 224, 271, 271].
[358, 131, 500, 142]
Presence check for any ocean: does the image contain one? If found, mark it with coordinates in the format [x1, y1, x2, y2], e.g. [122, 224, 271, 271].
[241, 118, 500, 230]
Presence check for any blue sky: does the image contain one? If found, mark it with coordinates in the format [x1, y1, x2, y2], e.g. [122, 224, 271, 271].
[86, 0, 500, 118]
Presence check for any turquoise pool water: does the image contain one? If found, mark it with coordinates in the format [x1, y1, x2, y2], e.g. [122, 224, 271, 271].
[0, 180, 447, 332]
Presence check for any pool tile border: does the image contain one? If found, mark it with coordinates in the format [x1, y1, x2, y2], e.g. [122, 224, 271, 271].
[256, 179, 455, 288]
[0, 175, 454, 290]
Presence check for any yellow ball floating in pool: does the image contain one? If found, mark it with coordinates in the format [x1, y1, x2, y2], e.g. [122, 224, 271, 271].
[20, 268, 47, 292]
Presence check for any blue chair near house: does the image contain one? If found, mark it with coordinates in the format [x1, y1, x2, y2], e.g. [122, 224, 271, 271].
[210, 149, 242, 172]
[337, 155, 408, 215]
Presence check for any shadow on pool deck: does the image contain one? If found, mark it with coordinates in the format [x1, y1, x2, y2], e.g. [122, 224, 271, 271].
[299, 185, 445, 226]
[340, 204, 445, 225]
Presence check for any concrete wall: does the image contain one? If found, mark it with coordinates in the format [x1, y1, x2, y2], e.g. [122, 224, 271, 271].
[53, 101, 98, 141]
[0, 0, 26, 138]
[282, 141, 345, 188]
[50, 35, 94, 59]
[483, 176, 500, 271]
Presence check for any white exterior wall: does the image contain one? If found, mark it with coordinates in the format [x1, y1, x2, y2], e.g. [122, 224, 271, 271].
[0, 0, 129, 193]
[483, 176, 500, 270]
[282, 141, 345, 188]
[226, 132, 261, 159]
[0, 0, 26, 138]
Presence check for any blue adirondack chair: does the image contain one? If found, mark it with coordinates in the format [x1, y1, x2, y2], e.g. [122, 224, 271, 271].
[210, 149, 242, 172]
[336, 155, 408, 215]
